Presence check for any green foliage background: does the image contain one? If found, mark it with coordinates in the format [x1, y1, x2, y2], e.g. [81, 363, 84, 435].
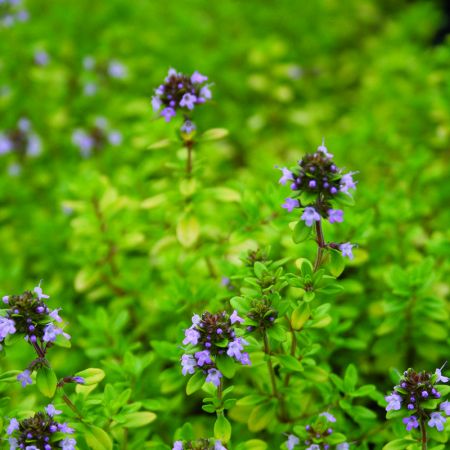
[0, 0, 449, 448]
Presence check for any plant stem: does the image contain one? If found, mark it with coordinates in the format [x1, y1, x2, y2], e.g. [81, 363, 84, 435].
[186, 140, 193, 177]
[61, 390, 84, 421]
[313, 219, 325, 272]
[420, 417, 427, 450]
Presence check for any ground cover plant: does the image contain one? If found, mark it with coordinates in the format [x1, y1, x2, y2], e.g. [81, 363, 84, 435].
[0, 0, 449, 449]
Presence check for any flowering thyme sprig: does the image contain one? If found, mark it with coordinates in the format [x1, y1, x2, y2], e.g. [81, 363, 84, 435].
[0, 0, 28, 28]
[173, 439, 226, 450]
[1, 282, 71, 385]
[385, 366, 449, 447]
[181, 311, 250, 387]
[278, 139, 357, 262]
[286, 411, 349, 450]
[151, 68, 212, 124]
[6, 405, 76, 450]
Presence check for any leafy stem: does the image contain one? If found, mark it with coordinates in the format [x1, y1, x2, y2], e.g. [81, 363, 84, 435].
[419, 416, 427, 450]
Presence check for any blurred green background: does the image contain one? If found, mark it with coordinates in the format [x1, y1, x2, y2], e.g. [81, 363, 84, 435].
[0, 0, 449, 448]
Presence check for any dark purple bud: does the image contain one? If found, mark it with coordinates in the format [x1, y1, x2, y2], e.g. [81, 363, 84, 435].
[309, 180, 317, 188]
[327, 428, 333, 434]
[421, 391, 429, 398]
[169, 100, 175, 107]
[49, 425, 57, 433]
[269, 317, 275, 322]
[330, 186, 338, 194]
[305, 425, 311, 430]
[310, 166, 316, 172]
[410, 396, 415, 402]
[45, 445, 51, 450]
[315, 433, 321, 438]
[36, 306, 45, 313]
[205, 342, 211, 348]
[401, 382, 407, 388]
[435, 392, 441, 398]
[27, 318, 32, 323]
[290, 182, 298, 190]
[72, 376, 85, 384]
[206, 335, 211, 341]
[177, 83, 183, 88]
[28, 325, 35, 332]
[246, 326, 254, 332]
[230, 331, 235, 337]
[216, 328, 223, 334]
[432, 388, 437, 394]
[44, 437, 50, 442]
[323, 182, 329, 188]
[30, 335, 37, 343]
[27, 433, 33, 439]
[407, 404, 414, 410]
[218, 349, 224, 354]
[167, 94, 172, 99]
[330, 164, 337, 172]
[324, 445, 330, 450]
[14, 309, 20, 314]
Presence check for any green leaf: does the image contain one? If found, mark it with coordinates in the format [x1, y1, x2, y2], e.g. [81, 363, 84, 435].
[186, 371, 204, 395]
[248, 401, 276, 432]
[0, 370, 21, 383]
[351, 384, 376, 397]
[202, 128, 229, 141]
[236, 395, 266, 406]
[344, 364, 358, 392]
[333, 192, 355, 206]
[267, 324, 287, 342]
[327, 432, 347, 444]
[84, 425, 113, 450]
[176, 215, 200, 248]
[293, 220, 312, 244]
[382, 439, 415, 450]
[291, 302, 310, 330]
[216, 356, 236, 378]
[75, 368, 105, 385]
[120, 411, 157, 428]
[214, 413, 231, 442]
[277, 355, 303, 372]
[329, 249, 345, 277]
[36, 367, 57, 398]
[235, 440, 267, 450]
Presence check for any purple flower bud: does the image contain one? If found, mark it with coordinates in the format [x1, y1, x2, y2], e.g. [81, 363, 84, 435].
[30, 335, 37, 343]
[28, 325, 35, 332]
[308, 180, 317, 188]
[410, 396, 415, 402]
[216, 328, 223, 335]
[36, 306, 45, 313]
[422, 391, 429, 398]
[330, 186, 338, 194]
[407, 404, 414, 410]
[49, 425, 57, 433]
[305, 425, 311, 430]
[401, 382, 407, 388]
[323, 182, 329, 188]
[205, 342, 211, 348]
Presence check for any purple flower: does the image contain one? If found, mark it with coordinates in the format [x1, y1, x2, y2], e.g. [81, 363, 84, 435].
[108, 60, 126, 79]
[83, 82, 97, 96]
[34, 281, 49, 300]
[34, 50, 49, 66]
[165, 68, 178, 82]
[0, 134, 12, 154]
[60, 438, 77, 450]
[160, 107, 176, 122]
[179, 93, 197, 110]
[336, 444, 349, 450]
[206, 368, 222, 386]
[402, 416, 419, 431]
[42, 323, 70, 343]
[440, 401, 450, 416]
[183, 328, 200, 346]
[108, 131, 122, 146]
[282, 198, 299, 212]
[230, 310, 244, 324]
[317, 138, 333, 159]
[8, 438, 18, 450]
[214, 441, 227, 450]
[227, 337, 248, 360]
[385, 392, 402, 411]
[191, 71, 208, 84]
[181, 120, 196, 133]
[239, 352, 251, 366]
[0, 317, 16, 340]
[278, 167, 294, 185]
[301, 207, 321, 227]
[173, 441, 183, 450]
[286, 434, 299, 450]
[72, 376, 85, 384]
[2, 295, 8, 303]
[435, 368, 449, 383]
[17, 369, 32, 387]
[428, 412, 446, 431]
[49, 308, 63, 323]
[328, 209, 344, 224]
[195, 350, 212, 366]
[319, 412, 336, 422]
[339, 242, 355, 260]
[72, 130, 94, 157]
[151, 96, 162, 112]
[340, 172, 357, 195]
[7, 418, 19, 435]
[181, 354, 197, 376]
[199, 85, 212, 100]
[306, 445, 321, 450]
[58, 423, 74, 434]
[45, 404, 62, 417]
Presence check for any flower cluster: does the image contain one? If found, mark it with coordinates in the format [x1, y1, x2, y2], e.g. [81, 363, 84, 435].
[385, 367, 449, 432]
[1, 283, 70, 385]
[6, 405, 76, 450]
[72, 117, 122, 158]
[151, 68, 212, 123]
[278, 139, 357, 259]
[181, 311, 250, 386]
[173, 439, 226, 450]
[285, 412, 349, 450]
[1, 0, 28, 28]
[0, 118, 42, 175]
[245, 298, 278, 333]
